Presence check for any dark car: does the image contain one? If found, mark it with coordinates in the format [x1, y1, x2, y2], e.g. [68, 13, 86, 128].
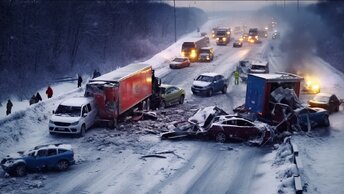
[169, 57, 190, 69]
[159, 84, 185, 108]
[308, 93, 341, 114]
[207, 115, 272, 144]
[198, 47, 214, 62]
[233, 40, 243, 48]
[272, 31, 280, 39]
[191, 73, 228, 97]
[1, 144, 75, 176]
[295, 107, 330, 131]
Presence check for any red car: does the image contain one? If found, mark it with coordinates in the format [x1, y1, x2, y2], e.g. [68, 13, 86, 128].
[207, 115, 272, 144]
[169, 57, 190, 69]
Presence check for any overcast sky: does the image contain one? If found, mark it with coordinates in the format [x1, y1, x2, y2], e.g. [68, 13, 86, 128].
[165, 1, 318, 12]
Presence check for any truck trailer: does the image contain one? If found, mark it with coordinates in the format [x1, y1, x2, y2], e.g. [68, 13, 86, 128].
[85, 63, 160, 127]
[181, 37, 209, 62]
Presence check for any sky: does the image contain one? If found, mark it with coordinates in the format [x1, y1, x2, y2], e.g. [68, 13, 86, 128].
[165, 1, 318, 12]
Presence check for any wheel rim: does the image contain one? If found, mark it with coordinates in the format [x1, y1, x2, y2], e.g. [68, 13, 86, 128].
[16, 165, 26, 176]
[215, 132, 226, 143]
[58, 161, 68, 171]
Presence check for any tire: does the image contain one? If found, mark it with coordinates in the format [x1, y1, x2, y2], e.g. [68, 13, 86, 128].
[323, 115, 330, 127]
[215, 132, 226, 143]
[15, 164, 26, 177]
[79, 125, 86, 137]
[57, 160, 69, 171]
[179, 95, 185, 104]
[208, 89, 213, 97]
[222, 85, 227, 94]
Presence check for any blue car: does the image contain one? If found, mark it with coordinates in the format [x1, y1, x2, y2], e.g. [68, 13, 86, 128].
[295, 107, 330, 130]
[1, 144, 75, 176]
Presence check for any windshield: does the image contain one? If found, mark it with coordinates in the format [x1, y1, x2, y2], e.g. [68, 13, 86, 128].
[251, 65, 266, 70]
[196, 75, 214, 82]
[182, 42, 195, 51]
[55, 105, 81, 117]
[313, 95, 329, 102]
[173, 58, 184, 62]
[216, 31, 226, 36]
[200, 49, 210, 54]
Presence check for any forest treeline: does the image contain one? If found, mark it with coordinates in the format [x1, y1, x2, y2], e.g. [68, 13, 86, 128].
[0, 0, 207, 101]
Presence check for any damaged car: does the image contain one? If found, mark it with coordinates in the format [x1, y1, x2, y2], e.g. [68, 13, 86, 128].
[295, 107, 330, 131]
[308, 93, 341, 114]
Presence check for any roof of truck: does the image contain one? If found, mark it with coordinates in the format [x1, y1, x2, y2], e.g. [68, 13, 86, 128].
[61, 97, 94, 106]
[91, 63, 151, 82]
[183, 36, 208, 43]
[250, 73, 303, 82]
[251, 60, 268, 66]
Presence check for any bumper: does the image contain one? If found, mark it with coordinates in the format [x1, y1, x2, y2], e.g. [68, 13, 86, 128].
[49, 124, 80, 134]
[169, 64, 183, 69]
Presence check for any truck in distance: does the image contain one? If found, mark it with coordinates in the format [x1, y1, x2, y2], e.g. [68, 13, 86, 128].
[181, 37, 209, 62]
[248, 28, 259, 43]
[215, 27, 231, 45]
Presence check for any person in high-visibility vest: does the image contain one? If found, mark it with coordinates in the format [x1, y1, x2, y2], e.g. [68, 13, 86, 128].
[234, 70, 240, 85]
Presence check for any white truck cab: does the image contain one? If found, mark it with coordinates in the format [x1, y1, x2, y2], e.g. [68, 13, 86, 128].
[49, 97, 97, 137]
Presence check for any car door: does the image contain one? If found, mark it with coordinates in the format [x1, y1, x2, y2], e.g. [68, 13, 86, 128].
[169, 87, 180, 104]
[87, 103, 97, 127]
[34, 149, 48, 169]
[222, 120, 238, 139]
[214, 75, 223, 92]
[164, 87, 174, 105]
[81, 105, 90, 128]
[236, 119, 258, 139]
[46, 148, 58, 168]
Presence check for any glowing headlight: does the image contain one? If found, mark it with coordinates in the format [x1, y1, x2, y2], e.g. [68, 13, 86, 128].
[216, 37, 219, 40]
[248, 36, 252, 39]
[191, 49, 196, 53]
[227, 31, 230, 35]
[239, 38, 243, 42]
[223, 37, 227, 41]
[255, 36, 258, 39]
[190, 52, 197, 58]
[181, 51, 185, 57]
[206, 56, 210, 60]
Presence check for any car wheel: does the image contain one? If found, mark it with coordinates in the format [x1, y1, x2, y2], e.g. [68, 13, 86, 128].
[79, 125, 86, 137]
[179, 95, 185, 104]
[215, 131, 226, 143]
[15, 164, 26, 177]
[222, 85, 227, 94]
[57, 160, 69, 171]
[323, 115, 330, 127]
[208, 89, 213, 97]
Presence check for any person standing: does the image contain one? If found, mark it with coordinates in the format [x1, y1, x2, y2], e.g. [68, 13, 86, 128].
[6, 99, 13, 115]
[234, 70, 240, 85]
[46, 86, 53, 98]
[36, 92, 42, 102]
[77, 75, 83, 88]
[29, 95, 37, 105]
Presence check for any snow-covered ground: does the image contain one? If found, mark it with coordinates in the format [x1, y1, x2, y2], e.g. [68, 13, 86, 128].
[1, 12, 343, 194]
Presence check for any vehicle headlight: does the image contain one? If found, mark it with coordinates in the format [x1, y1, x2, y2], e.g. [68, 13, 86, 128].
[216, 37, 219, 40]
[223, 37, 227, 41]
[71, 121, 79, 126]
[181, 51, 185, 57]
[190, 52, 196, 58]
[255, 36, 258, 39]
[191, 49, 196, 53]
[206, 56, 210, 60]
[248, 36, 252, 39]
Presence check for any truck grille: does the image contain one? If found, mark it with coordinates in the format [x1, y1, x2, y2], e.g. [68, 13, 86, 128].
[54, 122, 71, 126]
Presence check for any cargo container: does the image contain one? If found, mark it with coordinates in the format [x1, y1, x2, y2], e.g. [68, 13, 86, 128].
[85, 63, 160, 127]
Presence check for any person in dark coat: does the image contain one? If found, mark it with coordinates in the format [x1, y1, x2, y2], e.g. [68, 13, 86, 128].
[46, 86, 53, 98]
[6, 99, 13, 115]
[92, 70, 101, 78]
[77, 75, 83, 88]
[36, 92, 42, 102]
[29, 95, 37, 105]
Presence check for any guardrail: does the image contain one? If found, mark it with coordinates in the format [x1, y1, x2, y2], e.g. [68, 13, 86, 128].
[286, 138, 304, 194]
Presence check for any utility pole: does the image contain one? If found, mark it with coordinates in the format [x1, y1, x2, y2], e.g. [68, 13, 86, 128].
[284, 0, 285, 9]
[297, 0, 299, 12]
[174, 0, 177, 42]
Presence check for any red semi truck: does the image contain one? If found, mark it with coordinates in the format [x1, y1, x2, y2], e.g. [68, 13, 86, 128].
[85, 63, 161, 127]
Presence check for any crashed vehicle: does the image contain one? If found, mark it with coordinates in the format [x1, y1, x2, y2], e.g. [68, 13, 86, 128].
[1, 144, 75, 177]
[233, 40, 243, 48]
[236, 60, 251, 82]
[159, 84, 185, 108]
[198, 47, 214, 62]
[169, 57, 190, 69]
[248, 60, 269, 74]
[191, 73, 229, 97]
[308, 93, 342, 114]
[161, 106, 273, 145]
[295, 107, 330, 131]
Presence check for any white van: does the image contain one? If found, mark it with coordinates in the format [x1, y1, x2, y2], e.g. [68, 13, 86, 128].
[49, 97, 98, 137]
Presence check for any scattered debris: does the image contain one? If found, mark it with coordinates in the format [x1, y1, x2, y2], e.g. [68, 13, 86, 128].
[140, 155, 167, 159]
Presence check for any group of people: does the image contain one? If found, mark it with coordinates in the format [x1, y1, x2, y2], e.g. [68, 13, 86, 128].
[5, 71, 100, 116]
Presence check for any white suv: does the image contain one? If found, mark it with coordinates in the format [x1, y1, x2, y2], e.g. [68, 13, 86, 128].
[49, 97, 98, 137]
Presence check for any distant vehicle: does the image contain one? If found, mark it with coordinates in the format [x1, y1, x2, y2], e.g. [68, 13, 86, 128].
[191, 73, 228, 96]
[1, 144, 75, 177]
[258, 29, 268, 38]
[159, 84, 185, 108]
[215, 27, 231, 45]
[242, 33, 249, 42]
[233, 40, 243, 48]
[233, 26, 242, 34]
[181, 37, 209, 61]
[211, 27, 218, 38]
[207, 115, 272, 143]
[198, 47, 214, 62]
[85, 64, 161, 128]
[248, 60, 269, 73]
[236, 60, 251, 81]
[49, 97, 98, 137]
[308, 93, 341, 114]
[169, 57, 190, 69]
[248, 28, 259, 43]
[295, 107, 330, 131]
[272, 31, 280, 39]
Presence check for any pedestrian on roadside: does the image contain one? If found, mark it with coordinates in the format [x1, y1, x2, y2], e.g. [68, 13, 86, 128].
[6, 99, 13, 115]
[93, 70, 101, 78]
[46, 86, 53, 98]
[36, 92, 42, 102]
[234, 70, 240, 85]
[29, 95, 37, 105]
[77, 74, 83, 88]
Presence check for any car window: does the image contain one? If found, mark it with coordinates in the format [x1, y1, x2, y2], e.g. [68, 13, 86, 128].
[225, 120, 237, 125]
[37, 149, 47, 157]
[28, 152, 36, 157]
[58, 149, 68, 154]
[87, 104, 92, 112]
[237, 120, 254, 126]
[82, 106, 88, 114]
[165, 88, 172, 94]
[47, 149, 57, 156]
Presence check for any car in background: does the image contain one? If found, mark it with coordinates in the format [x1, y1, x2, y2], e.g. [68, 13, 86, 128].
[207, 115, 272, 144]
[198, 47, 214, 62]
[295, 107, 330, 131]
[233, 40, 243, 48]
[1, 144, 75, 176]
[248, 60, 269, 73]
[191, 73, 228, 97]
[308, 93, 341, 114]
[159, 84, 185, 108]
[169, 57, 190, 69]
[272, 31, 280, 39]
[49, 97, 98, 137]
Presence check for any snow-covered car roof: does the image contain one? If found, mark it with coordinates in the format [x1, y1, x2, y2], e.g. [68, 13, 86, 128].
[251, 60, 268, 67]
[188, 106, 227, 129]
[199, 72, 221, 77]
[60, 97, 94, 107]
[213, 115, 269, 131]
[33, 143, 73, 151]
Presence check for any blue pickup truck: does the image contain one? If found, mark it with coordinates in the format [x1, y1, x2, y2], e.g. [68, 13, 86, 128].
[191, 73, 229, 96]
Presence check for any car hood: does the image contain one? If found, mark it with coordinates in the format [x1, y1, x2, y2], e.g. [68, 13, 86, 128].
[193, 80, 211, 87]
[51, 115, 81, 123]
[188, 106, 227, 130]
[170, 61, 182, 65]
[3, 151, 25, 161]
